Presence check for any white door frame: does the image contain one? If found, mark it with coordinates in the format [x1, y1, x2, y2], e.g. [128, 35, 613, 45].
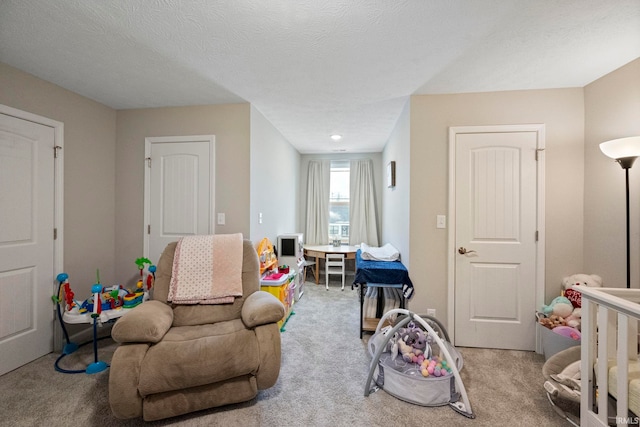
[447, 124, 545, 352]
[143, 135, 216, 259]
[0, 104, 64, 349]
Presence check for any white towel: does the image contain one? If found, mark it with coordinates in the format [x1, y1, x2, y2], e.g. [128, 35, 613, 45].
[360, 243, 400, 262]
[370, 288, 379, 318]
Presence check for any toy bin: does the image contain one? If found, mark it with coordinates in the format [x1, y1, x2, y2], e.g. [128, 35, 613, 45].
[260, 272, 295, 330]
[537, 322, 580, 360]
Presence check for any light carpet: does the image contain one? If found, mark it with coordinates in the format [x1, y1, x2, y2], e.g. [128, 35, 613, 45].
[0, 276, 576, 426]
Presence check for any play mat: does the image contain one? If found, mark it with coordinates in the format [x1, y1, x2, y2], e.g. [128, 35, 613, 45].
[365, 309, 474, 418]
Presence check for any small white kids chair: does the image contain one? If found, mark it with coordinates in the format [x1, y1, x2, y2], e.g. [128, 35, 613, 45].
[325, 253, 345, 290]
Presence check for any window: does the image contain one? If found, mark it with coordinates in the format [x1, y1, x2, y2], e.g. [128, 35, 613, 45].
[329, 161, 349, 244]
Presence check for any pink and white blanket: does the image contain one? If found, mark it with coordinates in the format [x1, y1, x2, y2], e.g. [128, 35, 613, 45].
[168, 234, 243, 304]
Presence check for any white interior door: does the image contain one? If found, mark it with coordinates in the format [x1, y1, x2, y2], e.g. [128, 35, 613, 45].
[450, 125, 544, 351]
[144, 136, 215, 265]
[0, 112, 56, 375]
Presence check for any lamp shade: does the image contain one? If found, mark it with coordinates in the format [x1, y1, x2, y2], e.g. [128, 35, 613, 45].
[600, 136, 640, 160]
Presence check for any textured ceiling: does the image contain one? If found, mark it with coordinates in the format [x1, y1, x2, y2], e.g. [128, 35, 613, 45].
[1, 1, 639, 153]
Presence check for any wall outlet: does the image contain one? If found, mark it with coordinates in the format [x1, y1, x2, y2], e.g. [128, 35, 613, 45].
[217, 213, 225, 225]
[426, 308, 436, 317]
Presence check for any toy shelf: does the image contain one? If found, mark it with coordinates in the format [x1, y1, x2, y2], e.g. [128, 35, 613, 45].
[260, 271, 296, 331]
[359, 283, 406, 339]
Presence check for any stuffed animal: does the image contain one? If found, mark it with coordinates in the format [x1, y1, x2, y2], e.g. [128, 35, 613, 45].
[565, 307, 582, 330]
[396, 337, 416, 362]
[562, 274, 603, 308]
[542, 296, 574, 318]
[539, 314, 567, 329]
[413, 329, 430, 359]
[397, 321, 433, 360]
[378, 326, 400, 360]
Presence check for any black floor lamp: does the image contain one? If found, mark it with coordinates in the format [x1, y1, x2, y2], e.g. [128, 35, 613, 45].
[600, 136, 640, 288]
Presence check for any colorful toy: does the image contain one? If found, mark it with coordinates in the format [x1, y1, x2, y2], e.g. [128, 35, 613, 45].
[564, 307, 582, 330]
[52, 273, 79, 357]
[396, 321, 432, 360]
[52, 259, 156, 374]
[59, 262, 155, 324]
[86, 277, 109, 374]
[420, 355, 454, 378]
[135, 257, 155, 291]
[396, 337, 415, 362]
[366, 310, 473, 418]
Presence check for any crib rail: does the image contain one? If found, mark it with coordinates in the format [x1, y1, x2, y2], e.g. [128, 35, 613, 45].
[579, 287, 640, 426]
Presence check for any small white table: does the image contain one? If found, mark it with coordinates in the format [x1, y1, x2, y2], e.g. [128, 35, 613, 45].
[303, 245, 359, 284]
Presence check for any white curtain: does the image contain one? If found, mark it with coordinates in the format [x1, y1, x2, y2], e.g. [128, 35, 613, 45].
[349, 159, 379, 246]
[305, 160, 330, 245]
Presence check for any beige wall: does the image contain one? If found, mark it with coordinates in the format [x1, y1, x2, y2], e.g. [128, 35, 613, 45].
[0, 62, 117, 298]
[115, 104, 251, 286]
[6, 51, 637, 343]
[250, 106, 300, 244]
[409, 88, 585, 324]
[382, 100, 411, 267]
[584, 58, 640, 287]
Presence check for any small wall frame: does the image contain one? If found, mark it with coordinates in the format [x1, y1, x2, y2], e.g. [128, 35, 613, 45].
[387, 161, 396, 188]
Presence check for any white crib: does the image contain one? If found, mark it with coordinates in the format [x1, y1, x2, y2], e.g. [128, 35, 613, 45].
[580, 286, 640, 426]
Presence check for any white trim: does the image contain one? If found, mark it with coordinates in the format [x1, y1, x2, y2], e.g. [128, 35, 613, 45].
[143, 135, 216, 259]
[447, 124, 545, 351]
[0, 104, 64, 350]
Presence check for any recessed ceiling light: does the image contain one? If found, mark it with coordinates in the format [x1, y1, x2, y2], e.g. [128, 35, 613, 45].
[330, 134, 342, 141]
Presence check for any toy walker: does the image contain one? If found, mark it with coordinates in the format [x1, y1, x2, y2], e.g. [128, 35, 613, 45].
[365, 309, 474, 419]
[52, 260, 155, 374]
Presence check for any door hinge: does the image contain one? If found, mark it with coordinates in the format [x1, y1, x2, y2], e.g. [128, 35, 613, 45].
[146, 157, 152, 168]
[535, 230, 539, 242]
[147, 224, 151, 234]
[535, 148, 545, 161]
[54, 146, 62, 158]
[54, 228, 57, 240]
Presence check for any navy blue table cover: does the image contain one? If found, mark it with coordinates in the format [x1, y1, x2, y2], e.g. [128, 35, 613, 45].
[353, 249, 413, 288]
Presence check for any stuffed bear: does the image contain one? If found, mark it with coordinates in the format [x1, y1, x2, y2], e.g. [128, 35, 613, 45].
[562, 273, 603, 308]
[400, 327, 425, 353]
[396, 336, 416, 362]
[565, 307, 582, 330]
[539, 314, 567, 329]
[399, 328, 422, 352]
[542, 296, 574, 318]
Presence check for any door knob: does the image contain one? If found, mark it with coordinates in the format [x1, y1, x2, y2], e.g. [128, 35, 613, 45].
[458, 247, 477, 255]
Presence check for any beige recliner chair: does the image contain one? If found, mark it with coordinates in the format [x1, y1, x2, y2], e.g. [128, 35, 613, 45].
[108, 239, 285, 421]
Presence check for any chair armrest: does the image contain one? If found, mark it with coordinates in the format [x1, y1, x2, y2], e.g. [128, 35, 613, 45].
[241, 291, 285, 328]
[111, 300, 174, 343]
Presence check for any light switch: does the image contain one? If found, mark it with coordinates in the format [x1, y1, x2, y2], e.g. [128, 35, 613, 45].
[217, 213, 225, 225]
[259, 212, 263, 224]
[436, 215, 446, 229]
